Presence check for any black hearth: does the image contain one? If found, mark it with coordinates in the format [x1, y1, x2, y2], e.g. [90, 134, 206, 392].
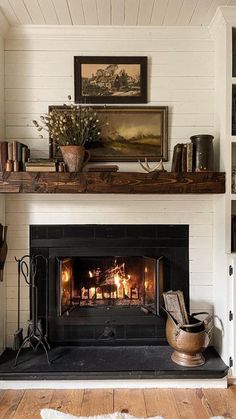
[30, 224, 189, 346]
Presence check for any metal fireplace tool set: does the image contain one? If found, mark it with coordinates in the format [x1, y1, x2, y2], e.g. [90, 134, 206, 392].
[13, 254, 51, 366]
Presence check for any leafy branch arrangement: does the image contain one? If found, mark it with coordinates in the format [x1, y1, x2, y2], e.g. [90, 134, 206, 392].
[32, 98, 108, 147]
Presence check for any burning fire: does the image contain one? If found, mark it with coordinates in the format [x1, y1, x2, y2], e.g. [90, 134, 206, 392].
[60, 257, 152, 309]
[85, 262, 135, 300]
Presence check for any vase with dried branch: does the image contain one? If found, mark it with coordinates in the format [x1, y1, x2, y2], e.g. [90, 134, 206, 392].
[32, 97, 108, 172]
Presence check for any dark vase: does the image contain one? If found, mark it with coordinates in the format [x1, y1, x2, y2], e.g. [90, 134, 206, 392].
[190, 134, 214, 172]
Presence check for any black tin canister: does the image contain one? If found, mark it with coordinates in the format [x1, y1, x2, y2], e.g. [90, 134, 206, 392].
[190, 134, 214, 171]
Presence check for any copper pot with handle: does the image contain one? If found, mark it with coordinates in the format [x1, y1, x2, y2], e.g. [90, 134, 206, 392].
[164, 309, 213, 367]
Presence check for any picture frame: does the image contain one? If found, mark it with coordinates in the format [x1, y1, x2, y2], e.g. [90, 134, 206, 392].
[49, 106, 168, 163]
[74, 56, 147, 104]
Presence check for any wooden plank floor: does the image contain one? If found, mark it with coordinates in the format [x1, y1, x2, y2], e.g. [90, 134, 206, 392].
[0, 386, 235, 418]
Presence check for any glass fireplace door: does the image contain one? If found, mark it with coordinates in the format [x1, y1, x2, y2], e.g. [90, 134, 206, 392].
[58, 255, 164, 316]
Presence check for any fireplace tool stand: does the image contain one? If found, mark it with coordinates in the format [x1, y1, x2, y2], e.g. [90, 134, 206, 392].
[14, 254, 51, 367]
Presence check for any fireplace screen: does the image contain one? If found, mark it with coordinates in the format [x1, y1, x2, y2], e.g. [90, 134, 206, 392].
[59, 256, 163, 316]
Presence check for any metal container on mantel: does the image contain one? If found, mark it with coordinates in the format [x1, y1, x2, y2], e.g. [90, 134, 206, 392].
[190, 134, 214, 172]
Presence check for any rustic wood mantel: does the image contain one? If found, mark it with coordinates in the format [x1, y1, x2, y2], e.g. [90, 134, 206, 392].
[0, 171, 225, 194]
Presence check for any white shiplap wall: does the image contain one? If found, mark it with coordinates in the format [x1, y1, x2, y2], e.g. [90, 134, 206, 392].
[4, 26, 215, 170]
[4, 26, 217, 348]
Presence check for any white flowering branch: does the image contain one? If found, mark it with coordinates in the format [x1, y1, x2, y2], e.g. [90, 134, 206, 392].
[32, 97, 108, 147]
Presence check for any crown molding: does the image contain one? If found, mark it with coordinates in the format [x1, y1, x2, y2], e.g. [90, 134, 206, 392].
[6, 24, 210, 39]
[209, 7, 225, 40]
[209, 6, 236, 39]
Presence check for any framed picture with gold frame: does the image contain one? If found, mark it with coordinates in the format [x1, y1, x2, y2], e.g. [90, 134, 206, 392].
[49, 106, 168, 162]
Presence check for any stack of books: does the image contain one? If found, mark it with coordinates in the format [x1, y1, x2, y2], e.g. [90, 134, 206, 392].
[0, 140, 30, 172]
[171, 143, 194, 172]
[25, 159, 57, 172]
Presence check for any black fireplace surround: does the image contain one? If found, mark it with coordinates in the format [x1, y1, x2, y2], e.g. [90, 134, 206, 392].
[31, 224, 189, 346]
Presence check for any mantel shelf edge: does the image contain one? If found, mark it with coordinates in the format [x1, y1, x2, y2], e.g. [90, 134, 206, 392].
[0, 171, 225, 194]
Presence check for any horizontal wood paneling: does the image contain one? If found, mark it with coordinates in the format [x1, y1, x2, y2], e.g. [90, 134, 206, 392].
[5, 75, 215, 90]
[5, 100, 215, 115]
[4, 199, 214, 214]
[5, 88, 214, 103]
[3, 26, 217, 347]
[4, 26, 215, 169]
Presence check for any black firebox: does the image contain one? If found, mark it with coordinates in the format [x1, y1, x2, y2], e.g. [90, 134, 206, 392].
[30, 224, 189, 346]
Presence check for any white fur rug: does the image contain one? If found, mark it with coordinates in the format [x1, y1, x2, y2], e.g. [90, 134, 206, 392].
[40, 410, 227, 419]
[40, 410, 164, 419]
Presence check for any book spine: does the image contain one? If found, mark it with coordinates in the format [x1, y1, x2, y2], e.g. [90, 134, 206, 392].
[0, 142, 8, 171]
[25, 163, 56, 167]
[17, 142, 23, 170]
[171, 143, 183, 172]
[171, 144, 178, 172]
[25, 166, 56, 172]
[13, 141, 18, 162]
[21, 146, 28, 171]
[186, 143, 193, 172]
[181, 144, 187, 172]
[8, 143, 13, 161]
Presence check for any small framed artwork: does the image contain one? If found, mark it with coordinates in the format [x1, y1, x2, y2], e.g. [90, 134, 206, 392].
[74, 56, 147, 104]
[49, 106, 168, 162]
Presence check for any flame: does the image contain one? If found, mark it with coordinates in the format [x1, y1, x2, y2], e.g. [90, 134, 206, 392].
[62, 269, 70, 283]
[114, 273, 120, 287]
[90, 287, 96, 298]
[89, 270, 93, 278]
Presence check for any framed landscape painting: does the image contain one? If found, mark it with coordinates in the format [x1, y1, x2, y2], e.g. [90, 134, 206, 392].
[49, 106, 168, 162]
[74, 56, 147, 104]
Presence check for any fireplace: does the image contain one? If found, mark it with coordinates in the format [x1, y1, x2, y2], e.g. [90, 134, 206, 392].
[30, 224, 189, 346]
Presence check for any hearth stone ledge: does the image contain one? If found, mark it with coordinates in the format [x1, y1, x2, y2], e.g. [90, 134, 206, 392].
[0, 347, 228, 383]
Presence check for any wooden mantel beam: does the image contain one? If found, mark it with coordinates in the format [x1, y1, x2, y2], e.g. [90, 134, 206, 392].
[0, 171, 225, 194]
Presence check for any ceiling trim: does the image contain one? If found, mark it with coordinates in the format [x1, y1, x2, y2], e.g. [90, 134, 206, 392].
[6, 24, 211, 39]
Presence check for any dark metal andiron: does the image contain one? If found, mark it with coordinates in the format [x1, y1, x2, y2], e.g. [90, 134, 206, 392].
[14, 255, 51, 366]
